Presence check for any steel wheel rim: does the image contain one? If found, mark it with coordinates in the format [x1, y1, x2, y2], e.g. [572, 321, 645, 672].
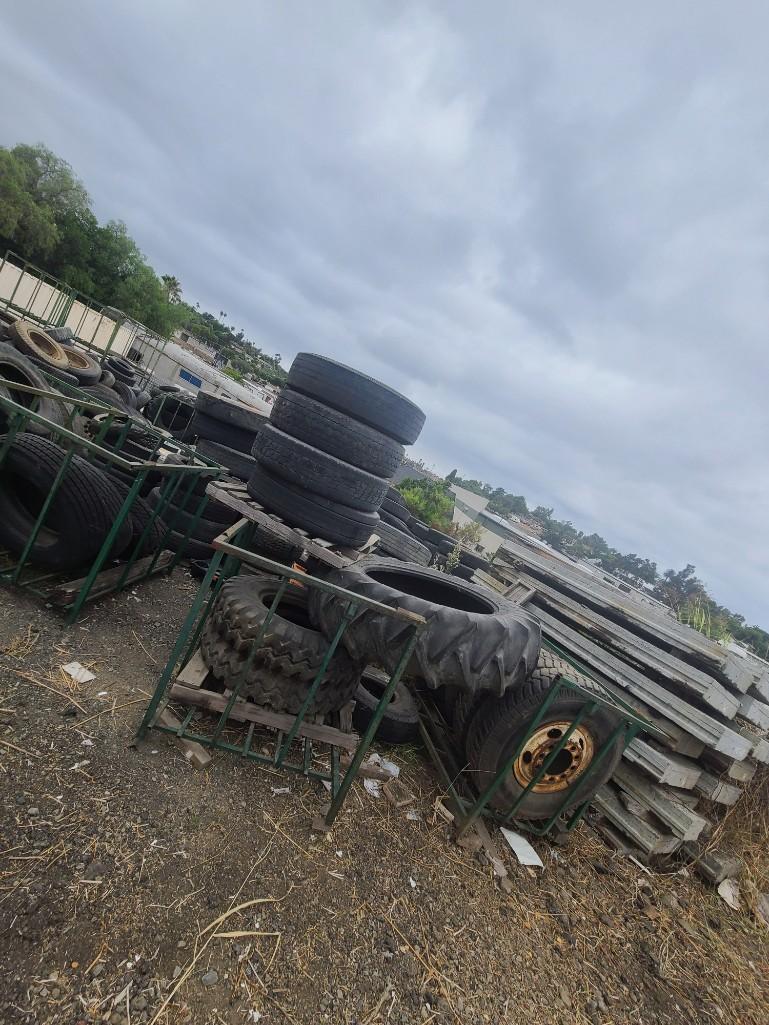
[512, 720, 594, 793]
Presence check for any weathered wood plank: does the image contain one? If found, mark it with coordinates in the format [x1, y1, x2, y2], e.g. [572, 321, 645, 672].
[47, 550, 174, 606]
[176, 649, 210, 689]
[737, 694, 769, 730]
[683, 842, 743, 884]
[623, 737, 702, 789]
[592, 787, 682, 856]
[157, 706, 212, 769]
[693, 770, 742, 806]
[530, 606, 752, 759]
[612, 764, 708, 841]
[169, 682, 360, 751]
[496, 540, 753, 690]
[519, 572, 739, 717]
[701, 750, 758, 784]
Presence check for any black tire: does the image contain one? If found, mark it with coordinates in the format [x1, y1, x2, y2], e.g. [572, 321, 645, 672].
[80, 382, 138, 417]
[197, 438, 258, 481]
[103, 355, 136, 384]
[254, 424, 388, 512]
[147, 486, 234, 542]
[435, 538, 456, 557]
[373, 520, 431, 565]
[378, 508, 413, 532]
[132, 389, 151, 411]
[44, 325, 75, 343]
[108, 482, 168, 557]
[152, 383, 182, 395]
[8, 321, 69, 370]
[352, 666, 420, 744]
[465, 650, 623, 820]
[112, 379, 138, 408]
[459, 549, 488, 571]
[60, 347, 101, 385]
[310, 557, 541, 696]
[166, 528, 213, 560]
[189, 410, 259, 454]
[0, 434, 133, 570]
[0, 344, 67, 434]
[451, 689, 487, 750]
[195, 391, 268, 432]
[270, 389, 404, 477]
[427, 526, 455, 546]
[27, 355, 80, 388]
[100, 369, 116, 387]
[200, 574, 361, 715]
[410, 520, 431, 542]
[246, 528, 304, 566]
[451, 564, 475, 581]
[146, 393, 194, 433]
[380, 495, 411, 522]
[247, 463, 378, 548]
[287, 353, 425, 445]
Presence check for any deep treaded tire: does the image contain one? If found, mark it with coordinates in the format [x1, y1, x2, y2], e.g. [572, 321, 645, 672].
[352, 667, 420, 744]
[310, 558, 541, 696]
[254, 423, 388, 512]
[247, 463, 378, 548]
[287, 353, 425, 445]
[464, 650, 623, 820]
[270, 389, 404, 477]
[0, 434, 133, 570]
[373, 521, 431, 565]
[200, 574, 361, 715]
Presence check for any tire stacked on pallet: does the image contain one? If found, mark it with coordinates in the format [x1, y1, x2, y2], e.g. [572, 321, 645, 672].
[248, 354, 425, 549]
[190, 393, 267, 480]
[371, 487, 431, 565]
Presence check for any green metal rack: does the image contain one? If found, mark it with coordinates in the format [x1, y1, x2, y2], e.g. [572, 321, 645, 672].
[137, 520, 426, 828]
[417, 641, 657, 840]
[0, 381, 224, 621]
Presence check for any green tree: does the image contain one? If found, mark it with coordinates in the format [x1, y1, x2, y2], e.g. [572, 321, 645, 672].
[0, 149, 60, 257]
[396, 478, 454, 529]
[161, 274, 183, 303]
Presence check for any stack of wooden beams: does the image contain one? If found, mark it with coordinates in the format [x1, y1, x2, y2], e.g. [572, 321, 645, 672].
[491, 537, 769, 863]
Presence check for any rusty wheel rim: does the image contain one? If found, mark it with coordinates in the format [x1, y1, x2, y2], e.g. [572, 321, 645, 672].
[30, 328, 61, 358]
[64, 348, 89, 369]
[512, 721, 594, 793]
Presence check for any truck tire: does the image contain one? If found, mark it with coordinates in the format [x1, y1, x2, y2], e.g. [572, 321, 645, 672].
[100, 369, 116, 387]
[27, 356, 80, 388]
[254, 424, 388, 512]
[61, 347, 101, 385]
[189, 410, 259, 453]
[459, 549, 488, 571]
[195, 391, 268, 432]
[103, 355, 136, 384]
[200, 574, 361, 715]
[147, 486, 234, 542]
[0, 344, 67, 434]
[8, 321, 69, 370]
[309, 557, 541, 696]
[80, 383, 138, 417]
[247, 463, 378, 548]
[197, 438, 257, 481]
[0, 434, 133, 570]
[373, 520, 431, 565]
[270, 389, 404, 477]
[165, 528, 213, 560]
[451, 564, 475, 581]
[352, 666, 420, 744]
[464, 650, 624, 820]
[112, 380, 138, 408]
[380, 494, 410, 522]
[287, 353, 425, 445]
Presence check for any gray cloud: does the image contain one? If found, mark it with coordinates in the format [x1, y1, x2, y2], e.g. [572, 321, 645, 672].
[1, 1, 767, 621]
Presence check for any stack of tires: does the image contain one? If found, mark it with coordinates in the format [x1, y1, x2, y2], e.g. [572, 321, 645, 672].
[2, 319, 103, 391]
[189, 392, 267, 480]
[100, 354, 151, 411]
[248, 354, 425, 548]
[373, 488, 431, 565]
[309, 558, 624, 817]
[145, 386, 195, 438]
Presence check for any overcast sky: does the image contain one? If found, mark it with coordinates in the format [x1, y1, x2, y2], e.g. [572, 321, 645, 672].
[1, 2, 767, 623]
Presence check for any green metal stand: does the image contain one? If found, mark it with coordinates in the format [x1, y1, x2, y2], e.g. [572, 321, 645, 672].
[417, 643, 657, 840]
[137, 523, 425, 828]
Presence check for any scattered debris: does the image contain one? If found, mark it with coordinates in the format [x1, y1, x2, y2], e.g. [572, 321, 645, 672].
[717, 878, 742, 910]
[61, 661, 95, 684]
[499, 827, 544, 868]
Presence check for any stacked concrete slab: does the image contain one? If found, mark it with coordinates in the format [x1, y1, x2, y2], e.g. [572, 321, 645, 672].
[491, 537, 769, 863]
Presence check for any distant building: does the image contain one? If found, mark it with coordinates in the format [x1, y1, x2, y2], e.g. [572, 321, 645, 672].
[172, 328, 219, 366]
[449, 483, 541, 555]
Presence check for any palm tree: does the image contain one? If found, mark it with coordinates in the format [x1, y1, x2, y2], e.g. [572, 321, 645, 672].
[161, 275, 182, 304]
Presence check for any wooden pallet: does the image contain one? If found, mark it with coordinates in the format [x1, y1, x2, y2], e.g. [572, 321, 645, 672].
[206, 479, 375, 569]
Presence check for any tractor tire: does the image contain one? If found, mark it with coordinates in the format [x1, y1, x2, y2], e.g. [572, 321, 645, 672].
[247, 463, 378, 548]
[200, 574, 361, 715]
[270, 388, 404, 477]
[287, 353, 425, 445]
[310, 557, 541, 696]
[464, 650, 624, 820]
[253, 424, 388, 512]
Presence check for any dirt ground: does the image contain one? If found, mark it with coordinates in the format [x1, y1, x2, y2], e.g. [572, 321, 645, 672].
[1, 572, 768, 1025]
